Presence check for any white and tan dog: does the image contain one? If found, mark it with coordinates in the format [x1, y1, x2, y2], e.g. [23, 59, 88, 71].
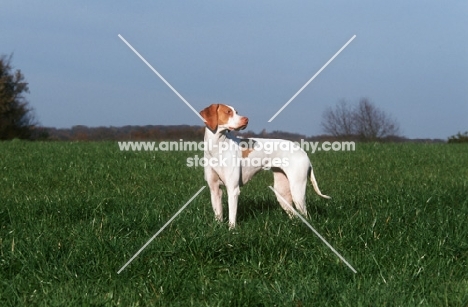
[200, 104, 330, 228]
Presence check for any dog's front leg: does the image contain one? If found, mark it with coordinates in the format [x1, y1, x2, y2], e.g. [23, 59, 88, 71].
[205, 166, 223, 222]
[226, 185, 240, 229]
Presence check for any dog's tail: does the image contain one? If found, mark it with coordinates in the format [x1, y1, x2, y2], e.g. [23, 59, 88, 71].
[309, 166, 331, 199]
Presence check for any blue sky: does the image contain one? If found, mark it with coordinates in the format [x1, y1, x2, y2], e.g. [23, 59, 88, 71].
[2, 1, 467, 139]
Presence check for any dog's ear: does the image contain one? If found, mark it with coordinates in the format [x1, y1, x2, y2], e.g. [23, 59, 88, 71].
[200, 104, 219, 132]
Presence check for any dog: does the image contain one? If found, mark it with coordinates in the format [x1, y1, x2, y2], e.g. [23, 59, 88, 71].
[199, 103, 330, 228]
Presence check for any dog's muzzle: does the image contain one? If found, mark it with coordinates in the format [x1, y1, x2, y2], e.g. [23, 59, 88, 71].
[233, 117, 249, 131]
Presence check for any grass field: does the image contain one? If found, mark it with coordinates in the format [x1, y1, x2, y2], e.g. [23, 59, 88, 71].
[0, 140, 467, 306]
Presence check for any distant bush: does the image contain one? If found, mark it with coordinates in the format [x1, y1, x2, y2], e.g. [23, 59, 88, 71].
[448, 131, 468, 143]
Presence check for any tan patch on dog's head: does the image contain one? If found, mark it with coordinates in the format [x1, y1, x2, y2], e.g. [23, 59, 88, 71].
[217, 104, 235, 125]
[200, 104, 235, 132]
[200, 104, 220, 131]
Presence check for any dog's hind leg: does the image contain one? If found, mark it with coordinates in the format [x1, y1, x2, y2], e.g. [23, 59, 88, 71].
[288, 172, 309, 217]
[272, 168, 295, 218]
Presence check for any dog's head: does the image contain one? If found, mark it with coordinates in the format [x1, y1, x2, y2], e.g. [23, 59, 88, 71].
[200, 104, 249, 133]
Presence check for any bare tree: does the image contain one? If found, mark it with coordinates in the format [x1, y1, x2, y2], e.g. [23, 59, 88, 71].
[321, 100, 355, 137]
[321, 98, 401, 140]
[0, 54, 37, 140]
[353, 98, 400, 140]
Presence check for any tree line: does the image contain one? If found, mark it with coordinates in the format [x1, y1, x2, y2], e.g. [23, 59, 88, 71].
[0, 54, 459, 143]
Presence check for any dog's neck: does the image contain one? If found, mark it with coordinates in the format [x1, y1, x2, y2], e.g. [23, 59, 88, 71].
[204, 127, 234, 141]
[204, 127, 240, 153]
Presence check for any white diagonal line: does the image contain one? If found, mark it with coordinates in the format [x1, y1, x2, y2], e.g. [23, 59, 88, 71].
[117, 186, 206, 274]
[268, 35, 356, 122]
[268, 186, 357, 273]
[118, 34, 206, 123]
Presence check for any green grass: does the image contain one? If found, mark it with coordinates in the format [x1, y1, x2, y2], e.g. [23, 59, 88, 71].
[0, 141, 467, 306]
